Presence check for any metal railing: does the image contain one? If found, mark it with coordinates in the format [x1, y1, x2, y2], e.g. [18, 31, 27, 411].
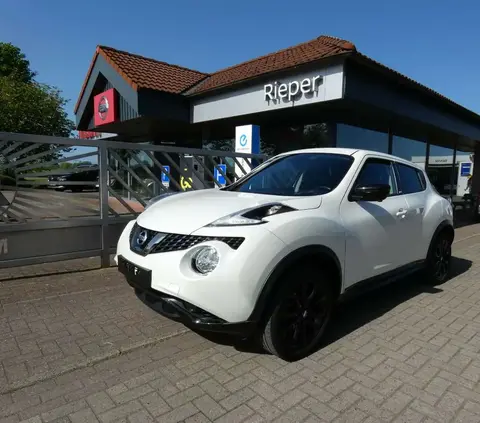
[0, 132, 267, 268]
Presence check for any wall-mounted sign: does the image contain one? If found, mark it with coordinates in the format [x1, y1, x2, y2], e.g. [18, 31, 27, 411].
[214, 164, 227, 187]
[461, 162, 472, 177]
[93, 88, 117, 127]
[161, 165, 170, 188]
[235, 125, 260, 179]
[264, 75, 323, 102]
[192, 64, 343, 123]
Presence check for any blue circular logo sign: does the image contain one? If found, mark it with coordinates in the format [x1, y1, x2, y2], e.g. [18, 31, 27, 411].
[239, 134, 248, 147]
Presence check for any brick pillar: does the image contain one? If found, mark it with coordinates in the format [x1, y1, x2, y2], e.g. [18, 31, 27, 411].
[471, 143, 480, 195]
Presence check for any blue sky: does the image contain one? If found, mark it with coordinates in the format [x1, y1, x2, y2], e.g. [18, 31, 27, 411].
[1, 0, 479, 125]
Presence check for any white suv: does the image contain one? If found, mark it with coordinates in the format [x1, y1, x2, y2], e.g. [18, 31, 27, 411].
[115, 148, 454, 361]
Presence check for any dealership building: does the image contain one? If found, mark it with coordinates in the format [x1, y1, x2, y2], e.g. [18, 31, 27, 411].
[74, 35, 480, 196]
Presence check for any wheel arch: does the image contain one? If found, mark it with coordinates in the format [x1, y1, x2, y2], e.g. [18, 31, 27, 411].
[248, 245, 342, 324]
[427, 220, 454, 258]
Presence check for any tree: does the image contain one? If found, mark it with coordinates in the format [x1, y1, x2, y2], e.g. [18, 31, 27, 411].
[0, 43, 36, 83]
[0, 42, 75, 170]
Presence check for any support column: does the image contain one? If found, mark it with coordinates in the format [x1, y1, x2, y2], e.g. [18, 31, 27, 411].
[471, 143, 480, 196]
[387, 126, 393, 154]
[450, 141, 457, 199]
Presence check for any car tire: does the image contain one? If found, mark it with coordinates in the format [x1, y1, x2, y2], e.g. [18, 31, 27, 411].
[424, 230, 453, 285]
[261, 263, 335, 361]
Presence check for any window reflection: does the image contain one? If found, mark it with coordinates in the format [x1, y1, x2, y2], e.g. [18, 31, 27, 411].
[427, 144, 454, 197]
[455, 147, 474, 198]
[392, 136, 427, 166]
[336, 124, 388, 153]
[260, 123, 335, 156]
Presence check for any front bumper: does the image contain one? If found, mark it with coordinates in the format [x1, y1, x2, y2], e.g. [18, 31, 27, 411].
[47, 182, 65, 189]
[119, 258, 255, 336]
[116, 219, 287, 324]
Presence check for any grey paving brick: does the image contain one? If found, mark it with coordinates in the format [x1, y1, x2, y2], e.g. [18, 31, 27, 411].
[193, 394, 226, 420]
[274, 388, 309, 411]
[69, 408, 100, 423]
[247, 395, 283, 420]
[219, 387, 256, 411]
[224, 373, 257, 393]
[0, 415, 21, 423]
[86, 392, 116, 415]
[184, 413, 210, 423]
[176, 371, 210, 390]
[97, 400, 143, 423]
[302, 397, 338, 421]
[199, 378, 230, 401]
[3, 238, 480, 423]
[41, 400, 87, 422]
[324, 375, 355, 396]
[18, 397, 67, 421]
[273, 405, 312, 423]
[214, 404, 254, 423]
[250, 380, 281, 402]
[436, 391, 465, 414]
[332, 407, 368, 423]
[165, 386, 205, 408]
[139, 392, 170, 417]
[109, 383, 153, 404]
[392, 408, 424, 423]
[126, 409, 155, 423]
[381, 390, 412, 415]
[156, 402, 198, 423]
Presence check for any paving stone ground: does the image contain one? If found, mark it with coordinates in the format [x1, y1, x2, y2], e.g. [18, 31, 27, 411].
[1, 228, 480, 422]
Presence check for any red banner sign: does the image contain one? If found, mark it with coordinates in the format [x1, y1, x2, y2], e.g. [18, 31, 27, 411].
[93, 88, 117, 126]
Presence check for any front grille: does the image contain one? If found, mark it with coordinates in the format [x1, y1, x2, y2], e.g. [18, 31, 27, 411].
[129, 223, 244, 255]
[152, 233, 244, 253]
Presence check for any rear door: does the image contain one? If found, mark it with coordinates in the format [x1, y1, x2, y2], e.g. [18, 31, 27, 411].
[340, 156, 411, 287]
[394, 161, 429, 262]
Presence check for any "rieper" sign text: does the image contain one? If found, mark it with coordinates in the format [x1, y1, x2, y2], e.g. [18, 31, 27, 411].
[264, 75, 323, 102]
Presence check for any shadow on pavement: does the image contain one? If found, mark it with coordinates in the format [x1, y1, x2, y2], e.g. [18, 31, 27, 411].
[192, 256, 472, 358]
[322, 256, 471, 347]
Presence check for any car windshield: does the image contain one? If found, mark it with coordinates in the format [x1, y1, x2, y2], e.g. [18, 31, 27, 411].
[225, 153, 354, 196]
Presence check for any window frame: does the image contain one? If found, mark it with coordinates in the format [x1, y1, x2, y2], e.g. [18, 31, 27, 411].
[348, 157, 400, 202]
[393, 161, 427, 195]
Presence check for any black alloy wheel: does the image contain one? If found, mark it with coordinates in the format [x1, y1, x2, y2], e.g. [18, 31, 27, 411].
[425, 232, 452, 284]
[262, 265, 335, 361]
[432, 236, 452, 282]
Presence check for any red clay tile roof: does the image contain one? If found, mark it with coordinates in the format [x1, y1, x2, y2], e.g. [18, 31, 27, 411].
[187, 35, 356, 95]
[74, 46, 208, 113]
[75, 35, 477, 121]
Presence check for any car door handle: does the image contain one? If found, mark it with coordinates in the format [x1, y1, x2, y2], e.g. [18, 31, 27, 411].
[396, 209, 408, 217]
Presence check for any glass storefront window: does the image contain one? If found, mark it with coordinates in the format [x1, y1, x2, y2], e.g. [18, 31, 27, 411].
[392, 136, 427, 166]
[336, 124, 388, 153]
[259, 122, 335, 156]
[455, 147, 474, 198]
[427, 144, 455, 197]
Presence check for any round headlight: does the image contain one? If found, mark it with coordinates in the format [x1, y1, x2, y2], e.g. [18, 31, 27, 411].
[192, 246, 219, 274]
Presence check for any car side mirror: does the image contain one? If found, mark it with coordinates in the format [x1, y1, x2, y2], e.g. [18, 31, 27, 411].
[351, 184, 391, 202]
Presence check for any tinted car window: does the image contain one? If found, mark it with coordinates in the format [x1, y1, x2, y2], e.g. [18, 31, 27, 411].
[396, 163, 425, 194]
[227, 153, 354, 196]
[355, 159, 397, 195]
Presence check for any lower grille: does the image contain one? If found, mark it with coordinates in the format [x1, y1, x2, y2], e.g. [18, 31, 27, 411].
[129, 223, 244, 255]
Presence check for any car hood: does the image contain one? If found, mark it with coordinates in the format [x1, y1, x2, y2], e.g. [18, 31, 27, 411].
[136, 189, 322, 234]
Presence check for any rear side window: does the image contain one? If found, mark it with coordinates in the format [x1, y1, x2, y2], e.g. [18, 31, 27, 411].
[395, 163, 425, 194]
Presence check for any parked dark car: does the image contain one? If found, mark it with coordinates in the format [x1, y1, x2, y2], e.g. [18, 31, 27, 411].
[47, 164, 99, 192]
